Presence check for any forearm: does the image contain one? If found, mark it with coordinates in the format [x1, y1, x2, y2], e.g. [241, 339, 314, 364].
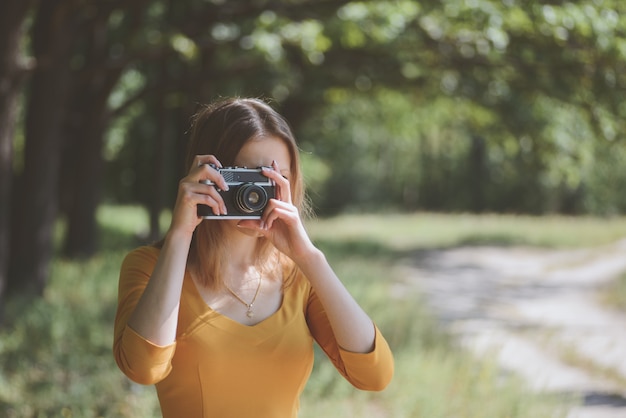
[127, 229, 192, 346]
[297, 249, 376, 354]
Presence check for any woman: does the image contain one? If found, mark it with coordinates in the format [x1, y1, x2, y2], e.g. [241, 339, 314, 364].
[113, 97, 393, 417]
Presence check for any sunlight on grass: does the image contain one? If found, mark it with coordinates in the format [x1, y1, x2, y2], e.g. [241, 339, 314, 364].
[3, 206, 620, 416]
[307, 212, 626, 250]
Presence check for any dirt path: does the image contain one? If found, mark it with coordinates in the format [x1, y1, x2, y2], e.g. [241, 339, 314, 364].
[399, 239, 626, 418]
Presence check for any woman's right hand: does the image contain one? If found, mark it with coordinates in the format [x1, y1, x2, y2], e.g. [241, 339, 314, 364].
[126, 154, 227, 346]
[169, 155, 229, 236]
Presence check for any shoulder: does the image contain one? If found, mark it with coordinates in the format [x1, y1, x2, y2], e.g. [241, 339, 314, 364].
[282, 261, 309, 289]
[120, 245, 161, 274]
[118, 246, 163, 295]
[123, 245, 160, 263]
[282, 267, 314, 308]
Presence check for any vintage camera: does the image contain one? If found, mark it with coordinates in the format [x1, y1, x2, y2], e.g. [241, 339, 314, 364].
[198, 165, 275, 219]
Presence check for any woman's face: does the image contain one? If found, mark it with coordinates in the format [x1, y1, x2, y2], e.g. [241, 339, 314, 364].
[233, 135, 292, 179]
[227, 135, 292, 236]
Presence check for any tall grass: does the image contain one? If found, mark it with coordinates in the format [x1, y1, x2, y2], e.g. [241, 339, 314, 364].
[3, 207, 624, 417]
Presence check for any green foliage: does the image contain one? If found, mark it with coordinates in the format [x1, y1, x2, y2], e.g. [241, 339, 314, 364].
[87, 0, 626, 215]
[300, 82, 626, 214]
[583, 142, 626, 215]
[301, 0, 626, 214]
[0, 253, 160, 417]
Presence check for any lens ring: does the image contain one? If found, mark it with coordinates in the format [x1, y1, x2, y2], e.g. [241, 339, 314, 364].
[235, 184, 268, 213]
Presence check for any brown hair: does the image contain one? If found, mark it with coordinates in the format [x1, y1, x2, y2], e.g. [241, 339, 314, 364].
[182, 97, 309, 290]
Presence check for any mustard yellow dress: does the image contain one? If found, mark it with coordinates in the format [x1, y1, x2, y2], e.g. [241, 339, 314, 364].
[113, 246, 394, 418]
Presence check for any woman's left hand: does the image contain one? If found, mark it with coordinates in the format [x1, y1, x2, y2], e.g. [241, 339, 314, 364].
[241, 163, 379, 356]
[237, 160, 316, 264]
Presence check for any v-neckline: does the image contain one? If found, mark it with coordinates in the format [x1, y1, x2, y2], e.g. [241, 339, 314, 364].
[185, 273, 285, 329]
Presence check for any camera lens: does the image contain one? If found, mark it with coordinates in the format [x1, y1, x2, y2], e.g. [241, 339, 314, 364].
[235, 184, 269, 213]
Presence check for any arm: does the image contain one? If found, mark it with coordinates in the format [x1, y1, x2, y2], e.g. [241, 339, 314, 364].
[113, 246, 179, 384]
[296, 248, 376, 353]
[238, 161, 393, 388]
[114, 156, 229, 383]
[306, 285, 394, 391]
[239, 161, 375, 353]
[125, 229, 192, 345]
[124, 155, 229, 346]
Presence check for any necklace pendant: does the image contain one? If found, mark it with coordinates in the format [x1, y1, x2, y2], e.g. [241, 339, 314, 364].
[224, 275, 262, 321]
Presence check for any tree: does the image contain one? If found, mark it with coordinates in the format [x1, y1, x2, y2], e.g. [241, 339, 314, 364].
[296, 0, 626, 213]
[61, 0, 151, 257]
[0, 0, 36, 309]
[3, 0, 626, 305]
[9, 0, 75, 295]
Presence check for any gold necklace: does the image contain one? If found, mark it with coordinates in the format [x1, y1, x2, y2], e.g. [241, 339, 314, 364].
[224, 276, 262, 318]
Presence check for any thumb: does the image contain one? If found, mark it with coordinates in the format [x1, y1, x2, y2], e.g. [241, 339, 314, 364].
[237, 219, 264, 231]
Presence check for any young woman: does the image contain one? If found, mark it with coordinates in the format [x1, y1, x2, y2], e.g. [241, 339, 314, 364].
[113, 97, 393, 417]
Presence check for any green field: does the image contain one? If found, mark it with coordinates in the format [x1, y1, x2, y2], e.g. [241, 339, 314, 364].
[3, 207, 626, 417]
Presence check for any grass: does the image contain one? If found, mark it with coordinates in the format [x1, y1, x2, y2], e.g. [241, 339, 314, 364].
[557, 343, 626, 391]
[3, 206, 626, 417]
[306, 212, 626, 250]
[600, 272, 626, 312]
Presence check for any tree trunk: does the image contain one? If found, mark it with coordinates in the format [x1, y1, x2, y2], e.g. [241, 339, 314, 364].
[62, 0, 150, 256]
[469, 135, 487, 213]
[0, 0, 35, 309]
[147, 53, 172, 243]
[9, 0, 74, 295]
[62, 101, 108, 258]
[62, 14, 116, 258]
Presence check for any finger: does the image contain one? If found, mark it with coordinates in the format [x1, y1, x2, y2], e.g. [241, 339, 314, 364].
[191, 154, 223, 171]
[262, 165, 291, 204]
[264, 206, 296, 230]
[237, 219, 264, 232]
[186, 163, 230, 193]
[262, 199, 298, 229]
[190, 155, 227, 188]
[197, 164, 230, 191]
[271, 160, 285, 203]
[202, 197, 226, 216]
[197, 183, 228, 215]
[181, 181, 227, 215]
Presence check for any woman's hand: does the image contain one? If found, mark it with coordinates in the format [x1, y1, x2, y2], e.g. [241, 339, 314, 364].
[126, 154, 228, 346]
[241, 161, 377, 355]
[169, 155, 229, 237]
[243, 161, 377, 354]
[238, 161, 316, 264]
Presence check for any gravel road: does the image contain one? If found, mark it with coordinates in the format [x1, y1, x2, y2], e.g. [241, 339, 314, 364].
[399, 239, 626, 418]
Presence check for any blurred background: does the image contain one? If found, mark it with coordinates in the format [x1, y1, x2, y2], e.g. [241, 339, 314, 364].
[1, 0, 625, 417]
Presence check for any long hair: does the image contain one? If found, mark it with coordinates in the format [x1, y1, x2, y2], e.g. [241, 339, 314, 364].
[181, 97, 309, 290]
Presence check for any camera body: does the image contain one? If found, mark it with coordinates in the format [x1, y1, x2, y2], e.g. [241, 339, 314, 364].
[198, 165, 275, 219]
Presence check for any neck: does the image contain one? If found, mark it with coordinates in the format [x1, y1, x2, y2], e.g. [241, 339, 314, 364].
[221, 225, 265, 281]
